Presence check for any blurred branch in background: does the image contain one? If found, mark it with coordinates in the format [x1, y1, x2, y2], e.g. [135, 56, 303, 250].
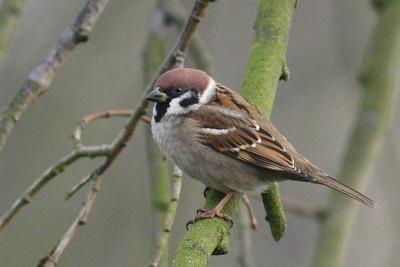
[281, 196, 327, 220]
[0, 0, 26, 64]
[142, 3, 171, 264]
[313, 0, 400, 266]
[0, 0, 213, 265]
[237, 205, 254, 267]
[150, 166, 183, 267]
[387, 132, 400, 266]
[0, 0, 109, 152]
[173, 0, 295, 265]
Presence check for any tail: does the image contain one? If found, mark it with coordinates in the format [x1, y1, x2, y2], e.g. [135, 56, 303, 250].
[314, 176, 376, 208]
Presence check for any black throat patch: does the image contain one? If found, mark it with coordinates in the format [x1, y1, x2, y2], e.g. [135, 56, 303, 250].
[154, 100, 171, 122]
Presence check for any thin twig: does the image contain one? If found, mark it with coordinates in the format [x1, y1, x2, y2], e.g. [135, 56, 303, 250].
[36, 0, 211, 264]
[37, 177, 102, 267]
[67, 112, 151, 199]
[150, 166, 183, 267]
[72, 109, 150, 148]
[0, 0, 110, 151]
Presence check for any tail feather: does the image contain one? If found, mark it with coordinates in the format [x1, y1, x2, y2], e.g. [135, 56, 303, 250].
[314, 176, 376, 208]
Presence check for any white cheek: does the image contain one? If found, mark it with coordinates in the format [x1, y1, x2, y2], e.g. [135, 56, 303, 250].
[165, 92, 200, 116]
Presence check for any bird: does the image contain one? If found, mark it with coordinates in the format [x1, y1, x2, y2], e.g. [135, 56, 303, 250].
[146, 67, 376, 224]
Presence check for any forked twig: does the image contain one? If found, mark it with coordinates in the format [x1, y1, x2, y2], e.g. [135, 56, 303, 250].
[0, 146, 110, 233]
[37, 177, 102, 267]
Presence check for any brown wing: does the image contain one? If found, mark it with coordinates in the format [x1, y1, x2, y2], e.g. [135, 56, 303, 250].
[188, 103, 299, 174]
[189, 84, 376, 208]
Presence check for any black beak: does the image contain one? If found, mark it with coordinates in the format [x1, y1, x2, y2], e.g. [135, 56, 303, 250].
[145, 88, 168, 102]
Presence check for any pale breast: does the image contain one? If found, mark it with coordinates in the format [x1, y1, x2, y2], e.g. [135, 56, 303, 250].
[151, 114, 184, 155]
[151, 114, 271, 194]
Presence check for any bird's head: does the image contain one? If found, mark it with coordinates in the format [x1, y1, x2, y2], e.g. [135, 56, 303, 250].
[145, 68, 217, 122]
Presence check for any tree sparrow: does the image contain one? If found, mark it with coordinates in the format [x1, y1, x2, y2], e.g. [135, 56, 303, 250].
[146, 68, 375, 223]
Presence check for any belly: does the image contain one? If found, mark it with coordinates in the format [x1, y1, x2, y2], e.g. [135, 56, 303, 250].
[173, 146, 270, 194]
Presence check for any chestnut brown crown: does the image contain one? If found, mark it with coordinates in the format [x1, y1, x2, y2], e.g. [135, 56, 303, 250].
[155, 68, 211, 94]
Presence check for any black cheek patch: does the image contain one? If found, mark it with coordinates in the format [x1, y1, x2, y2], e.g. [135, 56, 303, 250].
[154, 101, 170, 122]
[179, 90, 199, 108]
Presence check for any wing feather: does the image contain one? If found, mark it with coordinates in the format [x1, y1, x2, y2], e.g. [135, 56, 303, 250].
[189, 105, 298, 173]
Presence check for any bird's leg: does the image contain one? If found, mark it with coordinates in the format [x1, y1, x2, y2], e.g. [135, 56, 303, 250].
[187, 191, 236, 229]
[241, 195, 258, 230]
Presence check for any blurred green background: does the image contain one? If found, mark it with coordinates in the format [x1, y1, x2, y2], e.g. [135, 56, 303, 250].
[0, 0, 399, 266]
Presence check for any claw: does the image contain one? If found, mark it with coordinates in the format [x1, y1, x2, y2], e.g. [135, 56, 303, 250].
[186, 191, 236, 230]
[196, 208, 207, 214]
[186, 219, 195, 230]
[203, 187, 211, 198]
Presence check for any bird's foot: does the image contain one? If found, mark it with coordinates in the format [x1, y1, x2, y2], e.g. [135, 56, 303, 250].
[186, 208, 233, 230]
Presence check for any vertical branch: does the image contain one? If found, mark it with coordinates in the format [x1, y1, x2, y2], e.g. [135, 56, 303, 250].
[313, 0, 400, 266]
[240, 0, 295, 240]
[0, 0, 26, 63]
[173, 0, 296, 264]
[143, 1, 171, 255]
[237, 206, 254, 267]
[150, 166, 183, 267]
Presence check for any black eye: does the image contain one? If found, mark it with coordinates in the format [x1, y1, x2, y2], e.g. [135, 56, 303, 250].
[173, 87, 183, 94]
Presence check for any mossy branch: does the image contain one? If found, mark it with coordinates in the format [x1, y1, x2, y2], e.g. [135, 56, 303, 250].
[173, 0, 296, 265]
[173, 191, 242, 266]
[240, 0, 295, 243]
[313, 0, 400, 266]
